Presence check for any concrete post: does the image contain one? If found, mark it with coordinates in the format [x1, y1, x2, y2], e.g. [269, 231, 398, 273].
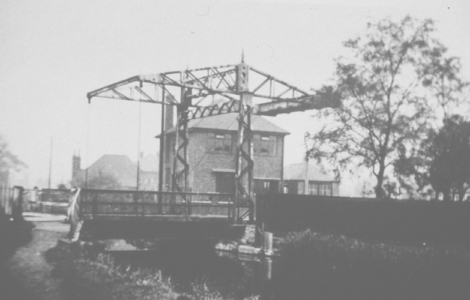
[12, 186, 24, 222]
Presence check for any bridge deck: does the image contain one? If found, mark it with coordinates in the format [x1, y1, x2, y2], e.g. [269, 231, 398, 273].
[81, 214, 232, 222]
[69, 189, 251, 224]
[66, 189, 257, 241]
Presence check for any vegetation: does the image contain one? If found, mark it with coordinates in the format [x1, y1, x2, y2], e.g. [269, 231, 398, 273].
[45, 240, 258, 300]
[423, 115, 470, 201]
[306, 16, 467, 198]
[0, 134, 26, 186]
[396, 115, 470, 201]
[0, 218, 36, 300]
[57, 183, 68, 190]
[272, 230, 470, 299]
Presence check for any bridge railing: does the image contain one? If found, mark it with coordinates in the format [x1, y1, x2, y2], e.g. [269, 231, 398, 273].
[75, 189, 238, 221]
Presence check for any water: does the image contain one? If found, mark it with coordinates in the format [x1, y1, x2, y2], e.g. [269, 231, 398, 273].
[105, 239, 274, 299]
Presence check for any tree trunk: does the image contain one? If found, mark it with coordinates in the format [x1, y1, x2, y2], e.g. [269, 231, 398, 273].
[375, 163, 386, 199]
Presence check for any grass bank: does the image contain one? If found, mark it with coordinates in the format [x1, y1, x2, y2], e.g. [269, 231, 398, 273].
[270, 230, 470, 300]
[45, 240, 259, 300]
[0, 217, 39, 300]
[0, 218, 33, 260]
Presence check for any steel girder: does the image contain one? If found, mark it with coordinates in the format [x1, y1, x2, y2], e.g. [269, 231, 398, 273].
[87, 61, 341, 223]
[235, 102, 254, 223]
[86, 63, 325, 110]
[172, 111, 189, 213]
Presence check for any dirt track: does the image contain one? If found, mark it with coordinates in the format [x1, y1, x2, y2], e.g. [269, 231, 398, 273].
[1, 214, 70, 300]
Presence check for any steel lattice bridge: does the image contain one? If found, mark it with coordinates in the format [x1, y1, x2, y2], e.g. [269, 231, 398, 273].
[84, 59, 340, 227]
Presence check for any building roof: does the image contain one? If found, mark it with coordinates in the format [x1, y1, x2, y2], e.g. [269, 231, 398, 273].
[75, 154, 158, 189]
[88, 154, 137, 175]
[284, 162, 338, 182]
[159, 113, 289, 136]
[84, 155, 138, 187]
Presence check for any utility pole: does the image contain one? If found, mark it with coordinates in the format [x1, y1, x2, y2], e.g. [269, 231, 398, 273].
[48, 138, 53, 189]
[304, 137, 310, 195]
[304, 156, 309, 195]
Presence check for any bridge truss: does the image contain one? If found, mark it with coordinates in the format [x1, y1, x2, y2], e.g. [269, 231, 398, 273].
[87, 59, 341, 223]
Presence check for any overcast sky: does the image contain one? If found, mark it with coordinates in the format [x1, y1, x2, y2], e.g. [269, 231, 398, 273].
[1, 0, 469, 189]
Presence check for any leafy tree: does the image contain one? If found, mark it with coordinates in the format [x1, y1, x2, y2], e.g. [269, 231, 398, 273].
[394, 41, 468, 198]
[71, 170, 121, 190]
[0, 134, 26, 186]
[419, 115, 470, 201]
[57, 183, 68, 190]
[306, 16, 464, 199]
[421, 44, 469, 117]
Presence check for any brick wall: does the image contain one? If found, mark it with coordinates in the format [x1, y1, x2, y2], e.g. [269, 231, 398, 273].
[164, 130, 284, 193]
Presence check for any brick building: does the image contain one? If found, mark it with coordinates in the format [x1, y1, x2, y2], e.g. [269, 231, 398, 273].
[161, 113, 289, 194]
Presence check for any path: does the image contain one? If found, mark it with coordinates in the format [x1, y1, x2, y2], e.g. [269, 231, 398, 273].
[2, 213, 70, 300]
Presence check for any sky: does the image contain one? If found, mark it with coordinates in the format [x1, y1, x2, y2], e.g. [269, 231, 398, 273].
[1, 0, 469, 191]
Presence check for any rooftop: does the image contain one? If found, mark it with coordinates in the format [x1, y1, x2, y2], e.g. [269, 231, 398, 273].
[284, 162, 338, 182]
[159, 113, 289, 136]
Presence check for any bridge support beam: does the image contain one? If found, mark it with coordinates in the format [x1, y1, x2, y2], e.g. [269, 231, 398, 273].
[87, 60, 341, 228]
[171, 81, 191, 214]
[235, 98, 254, 224]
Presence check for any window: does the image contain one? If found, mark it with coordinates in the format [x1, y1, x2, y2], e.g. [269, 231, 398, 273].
[253, 135, 277, 155]
[260, 136, 270, 153]
[308, 182, 318, 195]
[213, 134, 232, 153]
[254, 180, 280, 194]
[263, 181, 270, 190]
[319, 184, 332, 196]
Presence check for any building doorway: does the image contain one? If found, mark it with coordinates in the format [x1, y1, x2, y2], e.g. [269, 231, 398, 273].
[215, 172, 235, 194]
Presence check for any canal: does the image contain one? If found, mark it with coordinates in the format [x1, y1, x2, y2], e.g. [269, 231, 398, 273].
[105, 239, 275, 299]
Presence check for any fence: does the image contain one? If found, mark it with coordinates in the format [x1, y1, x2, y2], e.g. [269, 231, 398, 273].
[0, 186, 24, 221]
[258, 193, 470, 245]
[0, 185, 14, 217]
[36, 189, 70, 203]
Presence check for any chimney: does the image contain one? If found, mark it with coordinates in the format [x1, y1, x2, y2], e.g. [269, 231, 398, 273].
[72, 154, 81, 179]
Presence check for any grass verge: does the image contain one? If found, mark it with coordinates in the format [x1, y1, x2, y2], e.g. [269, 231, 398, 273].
[0, 217, 39, 300]
[45, 240, 259, 300]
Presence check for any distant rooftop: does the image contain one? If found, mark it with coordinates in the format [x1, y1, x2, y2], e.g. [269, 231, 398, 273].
[284, 162, 338, 182]
[84, 154, 157, 174]
[88, 154, 136, 175]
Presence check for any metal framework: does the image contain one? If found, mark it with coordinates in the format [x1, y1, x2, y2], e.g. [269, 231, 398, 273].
[87, 59, 341, 223]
